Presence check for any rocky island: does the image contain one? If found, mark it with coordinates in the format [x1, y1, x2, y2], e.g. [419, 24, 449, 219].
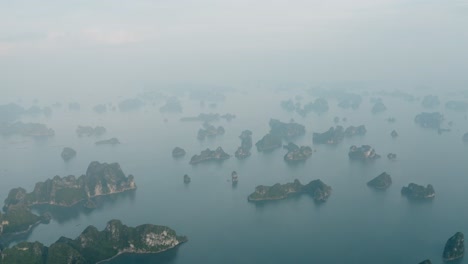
[269, 119, 305, 139]
[313, 125, 366, 144]
[190, 147, 230, 164]
[415, 112, 444, 129]
[401, 183, 435, 199]
[4, 161, 136, 210]
[0, 219, 187, 264]
[118, 98, 144, 111]
[172, 147, 186, 158]
[256, 133, 282, 152]
[183, 174, 191, 183]
[76, 125, 106, 137]
[283, 143, 312, 162]
[367, 172, 392, 189]
[391, 130, 398, 138]
[443, 232, 464, 261]
[446, 100, 468, 111]
[95, 138, 120, 145]
[387, 153, 397, 160]
[235, 130, 253, 159]
[160, 97, 182, 113]
[197, 123, 225, 140]
[421, 95, 440, 108]
[248, 179, 331, 203]
[348, 145, 381, 160]
[60, 147, 76, 161]
[372, 101, 387, 113]
[0, 122, 55, 137]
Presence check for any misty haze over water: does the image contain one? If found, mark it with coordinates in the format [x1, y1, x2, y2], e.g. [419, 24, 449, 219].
[1, 1, 468, 264]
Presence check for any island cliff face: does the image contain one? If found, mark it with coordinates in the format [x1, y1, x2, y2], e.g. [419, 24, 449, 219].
[197, 123, 225, 140]
[443, 232, 464, 261]
[401, 183, 435, 199]
[0, 220, 187, 264]
[248, 179, 331, 202]
[256, 133, 282, 152]
[348, 145, 380, 160]
[367, 172, 392, 189]
[235, 130, 253, 159]
[4, 162, 136, 210]
[190, 147, 230, 164]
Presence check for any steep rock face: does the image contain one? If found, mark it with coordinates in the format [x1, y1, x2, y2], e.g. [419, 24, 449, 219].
[443, 232, 464, 261]
[256, 133, 282, 152]
[4, 162, 136, 209]
[348, 145, 381, 160]
[248, 179, 331, 202]
[367, 172, 392, 190]
[0, 220, 187, 264]
[190, 147, 230, 164]
[401, 183, 435, 199]
[61, 147, 76, 161]
[235, 130, 253, 159]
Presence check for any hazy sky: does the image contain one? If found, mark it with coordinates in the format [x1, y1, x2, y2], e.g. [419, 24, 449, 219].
[1, 0, 467, 95]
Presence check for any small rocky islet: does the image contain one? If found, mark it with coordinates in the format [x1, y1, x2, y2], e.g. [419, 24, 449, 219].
[401, 183, 435, 199]
[189, 147, 230, 165]
[60, 147, 76, 161]
[248, 179, 331, 203]
[367, 172, 392, 190]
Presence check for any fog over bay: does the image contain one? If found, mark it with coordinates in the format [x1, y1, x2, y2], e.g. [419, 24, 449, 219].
[1, 1, 468, 264]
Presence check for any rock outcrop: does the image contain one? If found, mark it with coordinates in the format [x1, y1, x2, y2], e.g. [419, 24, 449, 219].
[248, 179, 331, 202]
[172, 147, 186, 158]
[235, 130, 253, 159]
[372, 101, 387, 113]
[283, 143, 312, 162]
[61, 147, 76, 161]
[183, 174, 191, 183]
[4, 161, 136, 210]
[415, 112, 444, 129]
[190, 147, 230, 164]
[401, 183, 435, 199]
[391, 130, 398, 138]
[0, 220, 187, 264]
[197, 123, 225, 140]
[269, 119, 305, 140]
[348, 145, 381, 160]
[95, 138, 120, 145]
[367, 172, 392, 189]
[160, 97, 182, 113]
[443, 232, 464, 261]
[256, 133, 282, 152]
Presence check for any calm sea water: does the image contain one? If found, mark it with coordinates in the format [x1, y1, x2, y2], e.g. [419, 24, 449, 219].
[1, 89, 468, 264]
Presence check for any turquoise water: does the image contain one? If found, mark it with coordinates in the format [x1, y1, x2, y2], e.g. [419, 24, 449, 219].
[1, 89, 468, 263]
